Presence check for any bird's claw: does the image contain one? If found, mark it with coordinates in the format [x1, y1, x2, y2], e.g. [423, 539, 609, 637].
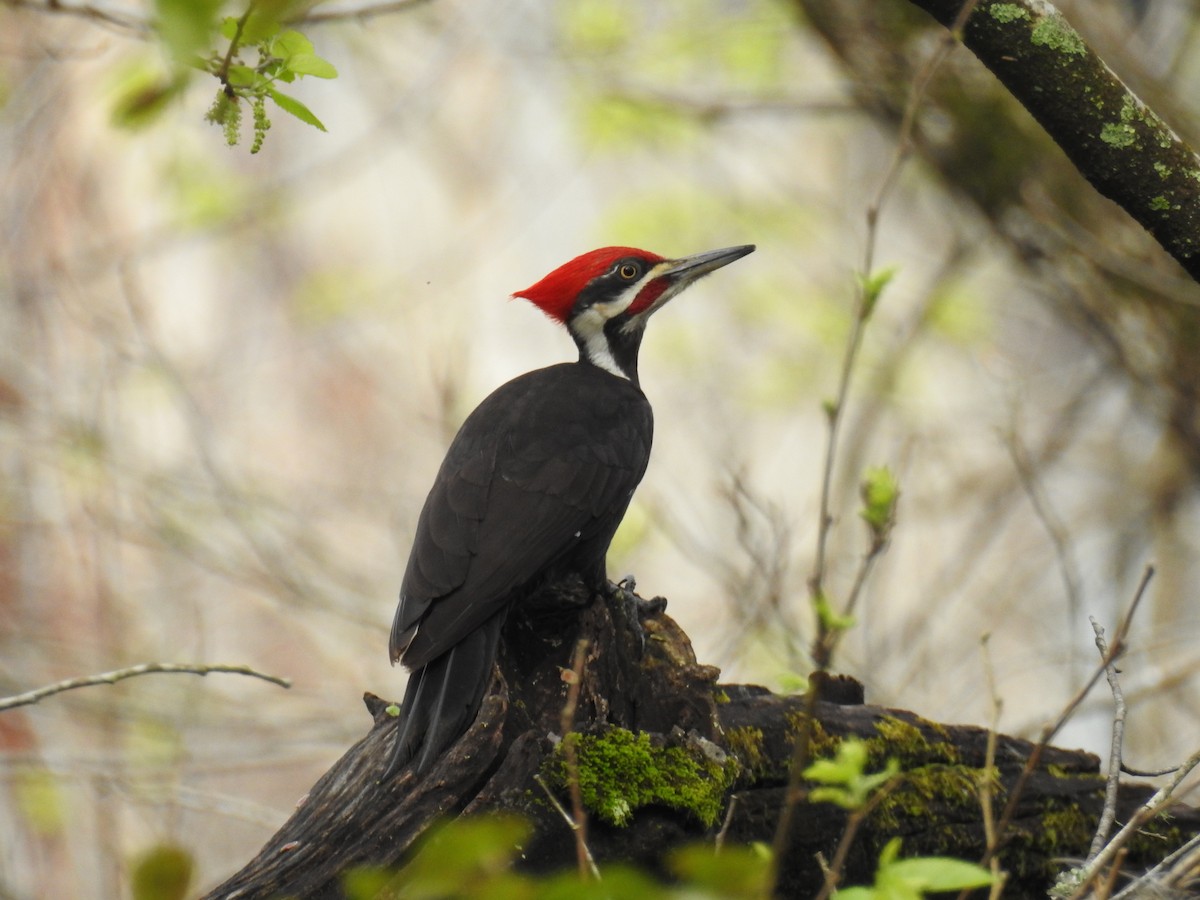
[605, 575, 666, 656]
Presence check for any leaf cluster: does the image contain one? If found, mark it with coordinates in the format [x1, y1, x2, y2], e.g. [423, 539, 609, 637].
[804, 738, 899, 811]
[834, 837, 995, 900]
[202, 17, 337, 152]
[109, 1, 337, 152]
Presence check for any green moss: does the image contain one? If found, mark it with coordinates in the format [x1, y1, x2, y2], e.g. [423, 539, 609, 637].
[873, 716, 961, 766]
[988, 3, 1029, 24]
[1030, 15, 1086, 57]
[1150, 195, 1171, 211]
[713, 689, 730, 705]
[553, 728, 739, 828]
[724, 725, 767, 779]
[784, 711, 841, 763]
[781, 712, 961, 771]
[1100, 122, 1137, 148]
[1125, 816, 1184, 858]
[870, 764, 980, 833]
[1027, 802, 1094, 853]
[1154, 161, 1174, 179]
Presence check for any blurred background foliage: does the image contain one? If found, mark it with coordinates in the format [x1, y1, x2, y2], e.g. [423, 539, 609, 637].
[2, 0, 1200, 895]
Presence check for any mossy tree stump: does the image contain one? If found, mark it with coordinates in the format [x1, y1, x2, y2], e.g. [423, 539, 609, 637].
[202, 578, 1200, 899]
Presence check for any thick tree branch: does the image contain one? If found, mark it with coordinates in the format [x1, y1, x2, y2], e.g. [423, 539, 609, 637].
[907, 0, 1200, 281]
[199, 581, 1200, 899]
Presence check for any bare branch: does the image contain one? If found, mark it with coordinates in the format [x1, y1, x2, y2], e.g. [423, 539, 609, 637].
[971, 633, 1009, 900]
[1087, 617, 1128, 863]
[809, 0, 980, 670]
[2, 0, 433, 33]
[0, 662, 292, 711]
[1113, 830, 1200, 899]
[2, 0, 150, 34]
[289, 0, 434, 25]
[1070, 743, 1200, 897]
[559, 638, 596, 881]
[985, 565, 1154, 864]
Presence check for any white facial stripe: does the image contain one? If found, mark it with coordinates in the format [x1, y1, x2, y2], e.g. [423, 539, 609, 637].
[569, 277, 649, 381]
[583, 324, 626, 379]
[568, 263, 674, 380]
[601, 274, 653, 318]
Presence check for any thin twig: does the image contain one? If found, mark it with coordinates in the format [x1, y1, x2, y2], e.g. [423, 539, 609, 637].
[970, 633, 1008, 900]
[532, 774, 601, 880]
[2, 0, 151, 33]
[1096, 848, 1127, 900]
[779, 9, 979, 894]
[288, 0, 434, 24]
[216, 3, 256, 92]
[813, 778, 901, 900]
[1068, 742, 1200, 898]
[715, 794, 738, 853]
[1005, 427, 1084, 668]
[559, 639, 595, 881]
[813, 523, 889, 669]
[767, 685, 822, 893]
[0, 662, 291, 711]
[1112, 830, 1200, 899]
[1087, 617, 1127, 862]
[983, 566, 1154, 866]
[3, 0, 431, 33]
[808, 0, 981, 668]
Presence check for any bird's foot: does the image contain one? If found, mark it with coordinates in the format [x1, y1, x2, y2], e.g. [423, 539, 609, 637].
[604, 575, 666, 656]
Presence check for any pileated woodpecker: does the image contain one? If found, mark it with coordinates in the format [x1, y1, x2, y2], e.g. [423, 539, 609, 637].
[388, 243, 755, 774]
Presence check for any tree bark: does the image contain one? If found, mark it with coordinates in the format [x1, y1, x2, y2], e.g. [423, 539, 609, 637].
[200, 579, 1200, 899]
[903, 0, 1200, 280]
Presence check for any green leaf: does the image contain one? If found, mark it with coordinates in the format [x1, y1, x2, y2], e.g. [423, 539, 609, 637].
[669, 842, 772, 897]
[836, 838, 997, 899]
[859, 265, 897, 318]
[220, 7, 286, 45]
[155, 0, 222, 62]
[878, 836, 903, 868]
[390, 815, 531, 895]
[831, 889, 875, 900]
[225, 64, 261, 89]
[267, 88, 327, 131]
[271, 29, 315, 58]
[806, 739, 869, 785]
[887, 857, 996, 891]
[859, 465, 899, 540]
[285, 53, 338, 79]
[814, 592, 856, 634]
[805, 740, 899, 810]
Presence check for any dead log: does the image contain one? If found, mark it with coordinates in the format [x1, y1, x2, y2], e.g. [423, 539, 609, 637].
[202, 578, 1200, 898]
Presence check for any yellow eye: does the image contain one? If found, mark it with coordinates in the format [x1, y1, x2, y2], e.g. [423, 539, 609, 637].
[619, 264, 639, 280]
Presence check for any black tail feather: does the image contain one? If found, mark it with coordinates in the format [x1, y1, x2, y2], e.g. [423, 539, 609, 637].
[384, 610, 505, 778]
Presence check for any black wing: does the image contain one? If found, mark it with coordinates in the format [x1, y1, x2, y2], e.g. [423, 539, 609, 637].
[389, 362, 653, 669]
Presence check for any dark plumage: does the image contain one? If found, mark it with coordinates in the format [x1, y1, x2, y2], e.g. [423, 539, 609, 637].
[389, 364, 651, 772]
[386, 244, 754, 775]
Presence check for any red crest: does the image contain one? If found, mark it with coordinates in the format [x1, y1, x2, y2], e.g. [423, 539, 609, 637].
[514, 247, 665, 322]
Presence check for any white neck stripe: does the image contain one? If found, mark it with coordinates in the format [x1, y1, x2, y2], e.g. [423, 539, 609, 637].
[583, 328, 627, 379]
